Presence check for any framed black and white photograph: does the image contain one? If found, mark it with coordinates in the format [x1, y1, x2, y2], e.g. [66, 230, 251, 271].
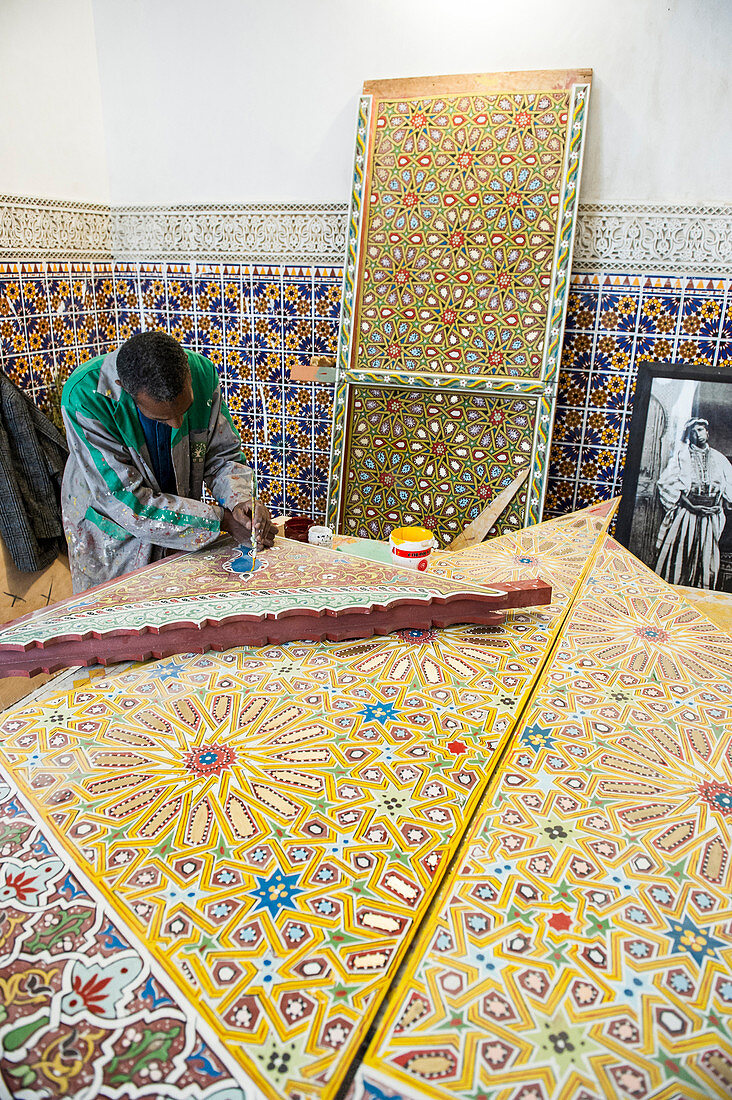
[616, 361, 732, 593]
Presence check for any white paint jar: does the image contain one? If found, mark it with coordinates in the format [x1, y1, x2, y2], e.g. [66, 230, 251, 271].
[308, 525, 334, 547]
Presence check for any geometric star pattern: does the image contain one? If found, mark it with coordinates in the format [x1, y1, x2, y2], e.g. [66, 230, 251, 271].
[0, 505, 609, 1100]
[331, 72, 590, 542]
[340, 386, 536, 544]
[4, 504, 730, 1099]
[360, 537, 732, 1100]
[356, 93, 569, 378]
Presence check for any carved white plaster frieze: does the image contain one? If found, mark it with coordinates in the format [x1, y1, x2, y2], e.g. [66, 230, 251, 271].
[0, 195, 113, 260]
[573, 203, 732, 276]
[110, 204, 348, 263]
[1, 196, 730, 276]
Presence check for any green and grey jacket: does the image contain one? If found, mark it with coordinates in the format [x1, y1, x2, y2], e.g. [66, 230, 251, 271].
[61, 349, 251, 592]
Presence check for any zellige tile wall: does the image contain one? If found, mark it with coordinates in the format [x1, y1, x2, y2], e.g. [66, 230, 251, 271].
[545, 273, 732, 516]
[1, 260, 730, 526]
[0, 261, 341, 523]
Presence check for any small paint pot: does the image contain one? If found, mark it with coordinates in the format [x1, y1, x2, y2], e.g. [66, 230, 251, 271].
[308, 525, 333, 547]
[284, 516, 314, 542]
[389, 526, 434, 571]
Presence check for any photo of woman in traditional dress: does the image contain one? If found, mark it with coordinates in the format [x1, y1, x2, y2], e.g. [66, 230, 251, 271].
[654, 417, 732, 589]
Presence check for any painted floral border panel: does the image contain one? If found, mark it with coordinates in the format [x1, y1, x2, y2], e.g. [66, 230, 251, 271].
[0, 774, 260, 1100]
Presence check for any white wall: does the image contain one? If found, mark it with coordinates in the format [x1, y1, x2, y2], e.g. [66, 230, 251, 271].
[91, 0, 732, 206]
[0, 0, 109, 201]
[4, 0, 730, 207]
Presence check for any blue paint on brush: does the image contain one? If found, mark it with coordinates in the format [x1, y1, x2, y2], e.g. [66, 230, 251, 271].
[231, 547, 261, 574]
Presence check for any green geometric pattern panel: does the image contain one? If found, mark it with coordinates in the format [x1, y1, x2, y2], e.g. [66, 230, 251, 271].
[355, 93, 570, 378]
[341, 386, 537, 545]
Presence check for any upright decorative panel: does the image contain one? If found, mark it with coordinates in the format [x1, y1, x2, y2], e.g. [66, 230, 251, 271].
[327, 71, 592, 544]
[343, 386, 539, 544]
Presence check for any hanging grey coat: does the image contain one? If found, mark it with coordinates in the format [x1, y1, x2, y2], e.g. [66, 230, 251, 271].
[0, 370, 68, 572]
[61, 349, 252, 592]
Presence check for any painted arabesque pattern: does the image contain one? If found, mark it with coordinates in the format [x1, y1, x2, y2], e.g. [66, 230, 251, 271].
[360, 539, 732, 1100]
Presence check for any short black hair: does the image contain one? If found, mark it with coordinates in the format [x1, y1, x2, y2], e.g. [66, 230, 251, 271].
[117, 331, 190, 402]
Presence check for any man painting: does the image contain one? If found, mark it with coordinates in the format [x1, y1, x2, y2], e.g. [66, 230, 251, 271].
[655, 417, 732, 589]
[61, 331, 275, 592]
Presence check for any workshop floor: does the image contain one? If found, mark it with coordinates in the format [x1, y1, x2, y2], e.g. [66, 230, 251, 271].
[0, 541, 72, 711]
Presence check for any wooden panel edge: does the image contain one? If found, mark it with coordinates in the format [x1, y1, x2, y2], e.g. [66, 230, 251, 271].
[363, 69, 593, 98]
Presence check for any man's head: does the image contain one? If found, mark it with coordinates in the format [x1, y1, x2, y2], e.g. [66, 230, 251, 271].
[682, 417, 710, 448]
[117, 331, 193, 429]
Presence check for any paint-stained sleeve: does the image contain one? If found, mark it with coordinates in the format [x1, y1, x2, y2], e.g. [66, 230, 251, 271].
[61, 404, 224, 550]
[202, 384, 253, 510]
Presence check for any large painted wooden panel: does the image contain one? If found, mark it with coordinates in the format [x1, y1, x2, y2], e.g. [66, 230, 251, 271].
[351, 77, 577, 381]
[358, 538, 732, 1100]
[339, 387, 538, 544]
[327, 71, 592, 542]
[0, 507, 609, 1100]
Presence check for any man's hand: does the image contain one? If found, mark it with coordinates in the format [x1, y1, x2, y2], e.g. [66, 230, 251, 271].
[221, 507, 252, 545]
[225, 500, 277, 549]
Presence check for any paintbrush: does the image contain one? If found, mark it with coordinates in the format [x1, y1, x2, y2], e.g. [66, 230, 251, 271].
[250, 468, 258, 567]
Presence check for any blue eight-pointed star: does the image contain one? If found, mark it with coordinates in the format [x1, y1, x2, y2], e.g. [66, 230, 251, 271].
[250, 869, 304, 918]
[664, 914, 724, 967]
[358, 701, 399, 726]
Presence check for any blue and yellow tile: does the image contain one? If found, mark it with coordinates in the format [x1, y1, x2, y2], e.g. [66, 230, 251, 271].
[254, 349, 284, 383]
[313, 421, 333, 454]
[313, 317, 338, 354]
[116, 313, 144, 345]
[284, 382, 314, 420]
[195, 271, 223, 315]
[253, 270, 283, 316]
[93, 266, 117, 312]
[282, 316, 312, 354]
[20, 263, 48, 315]
[253, 315, 283, 351]
[282, 274, 313, 317]
[165, 266, 194, 311]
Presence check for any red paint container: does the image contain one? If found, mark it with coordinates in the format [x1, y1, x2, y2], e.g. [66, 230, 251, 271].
[284, 516, 315, 542]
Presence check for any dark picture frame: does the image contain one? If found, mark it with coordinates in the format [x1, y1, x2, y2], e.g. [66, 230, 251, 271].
[616, 361, 732, 592]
